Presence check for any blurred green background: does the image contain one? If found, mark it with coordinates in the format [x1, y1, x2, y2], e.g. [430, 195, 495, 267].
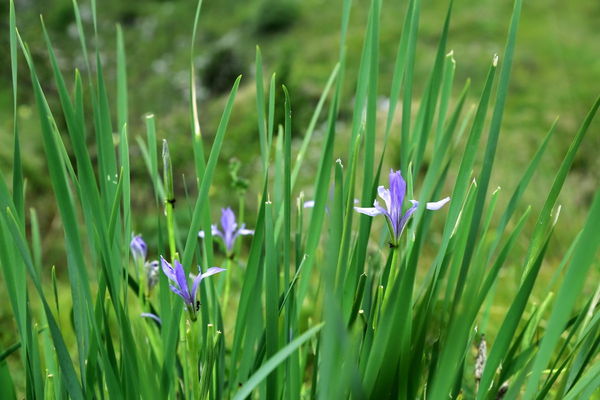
[0, 0, 598, 365]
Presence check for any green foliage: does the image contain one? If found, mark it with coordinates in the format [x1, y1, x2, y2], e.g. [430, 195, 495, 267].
[254, 0, 300, 35]
[1, 0, 599, 398]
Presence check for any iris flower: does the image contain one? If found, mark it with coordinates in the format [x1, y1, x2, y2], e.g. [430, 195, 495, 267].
[160, 257, 225, 320]
[198, 207, 254, 255]
[130, 235, 147, 263]
[355, 169, 450, 245]
[130, 234, 159, 291]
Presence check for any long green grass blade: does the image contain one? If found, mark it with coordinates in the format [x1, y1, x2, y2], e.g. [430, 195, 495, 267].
[233, 323, 324, 400]
[523, 188, 600, 398]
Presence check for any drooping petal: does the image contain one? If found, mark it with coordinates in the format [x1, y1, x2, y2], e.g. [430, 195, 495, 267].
[169, 284, 185, 299]
[141, 313, 162, 325]
[425, 196, 451, 210]
[397, 200, 419, 236]
[160, 256, 176, 282]
[397, 197, 450, 237]
[199, 224, 224, 240]
[201, 266, 226, 279]
[354, 206, 383, 217]
[191, 266, 226, 301]
[237, 227, 254, 236]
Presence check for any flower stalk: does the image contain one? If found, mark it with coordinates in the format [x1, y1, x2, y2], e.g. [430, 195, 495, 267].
[162, 139, 177, 261]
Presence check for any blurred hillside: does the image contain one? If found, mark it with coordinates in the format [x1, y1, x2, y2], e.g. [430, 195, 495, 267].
[0, 0, 598, 265]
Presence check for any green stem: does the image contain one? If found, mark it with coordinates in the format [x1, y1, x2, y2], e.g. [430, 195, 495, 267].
[163, 140, 177, 261]
[223, 258, 233, 313]
[382, 246, 401, 311]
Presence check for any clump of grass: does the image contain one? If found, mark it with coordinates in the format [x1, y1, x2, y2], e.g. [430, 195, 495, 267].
[1, 0, 599, 398]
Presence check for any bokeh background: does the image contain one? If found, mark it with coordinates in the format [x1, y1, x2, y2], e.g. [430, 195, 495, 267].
[0, 0, 598, 389]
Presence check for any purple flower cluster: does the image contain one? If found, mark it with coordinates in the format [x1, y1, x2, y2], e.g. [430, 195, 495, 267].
[136, 169, 446, 323]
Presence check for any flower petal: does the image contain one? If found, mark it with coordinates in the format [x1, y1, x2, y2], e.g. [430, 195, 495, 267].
[377, 186, 392, 212]
[211, 224, 222, 238]
[388, 169, 406, 213]
[238, 228, 254, 236]
[160, 256, 176, 282]
[130, 234, 147, 262]
[230, 225, 254, 251]
[373, 200, 390, 217]
[191, 266, 226, 300]
[201, 266, 226, 279]
[190, 273, 203, 301]
[141, 313, 162, 325]
[354, 206, 383, 217]
[220, 208, 237, 235]
[425, 196, 450, 210]
[397, 200, 419, 235]
[173, 260, 190, 301]
[303, 200, 315, 208]
[169, 284, 186, 300]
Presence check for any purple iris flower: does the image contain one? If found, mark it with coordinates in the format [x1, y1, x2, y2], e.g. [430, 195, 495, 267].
[198, 207, 254, 254]
[130, 235, 147, 263]
[160, 256, 225, 320]
[355, 169, 450, 244]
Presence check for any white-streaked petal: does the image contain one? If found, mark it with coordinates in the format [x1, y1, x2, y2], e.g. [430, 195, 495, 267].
[238, 228, 254, 236]
[373, 200, 390, 217]
[303, 200, 315, 208]
[141, 313, 162, 325]
[354, 206, 382, 217]
[201, 266, 226, 279]
[377, 186, 392, 212]
[160, 256, 176, 282]
[425, 197, 450, 210]
[211, 224, 223, 238]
